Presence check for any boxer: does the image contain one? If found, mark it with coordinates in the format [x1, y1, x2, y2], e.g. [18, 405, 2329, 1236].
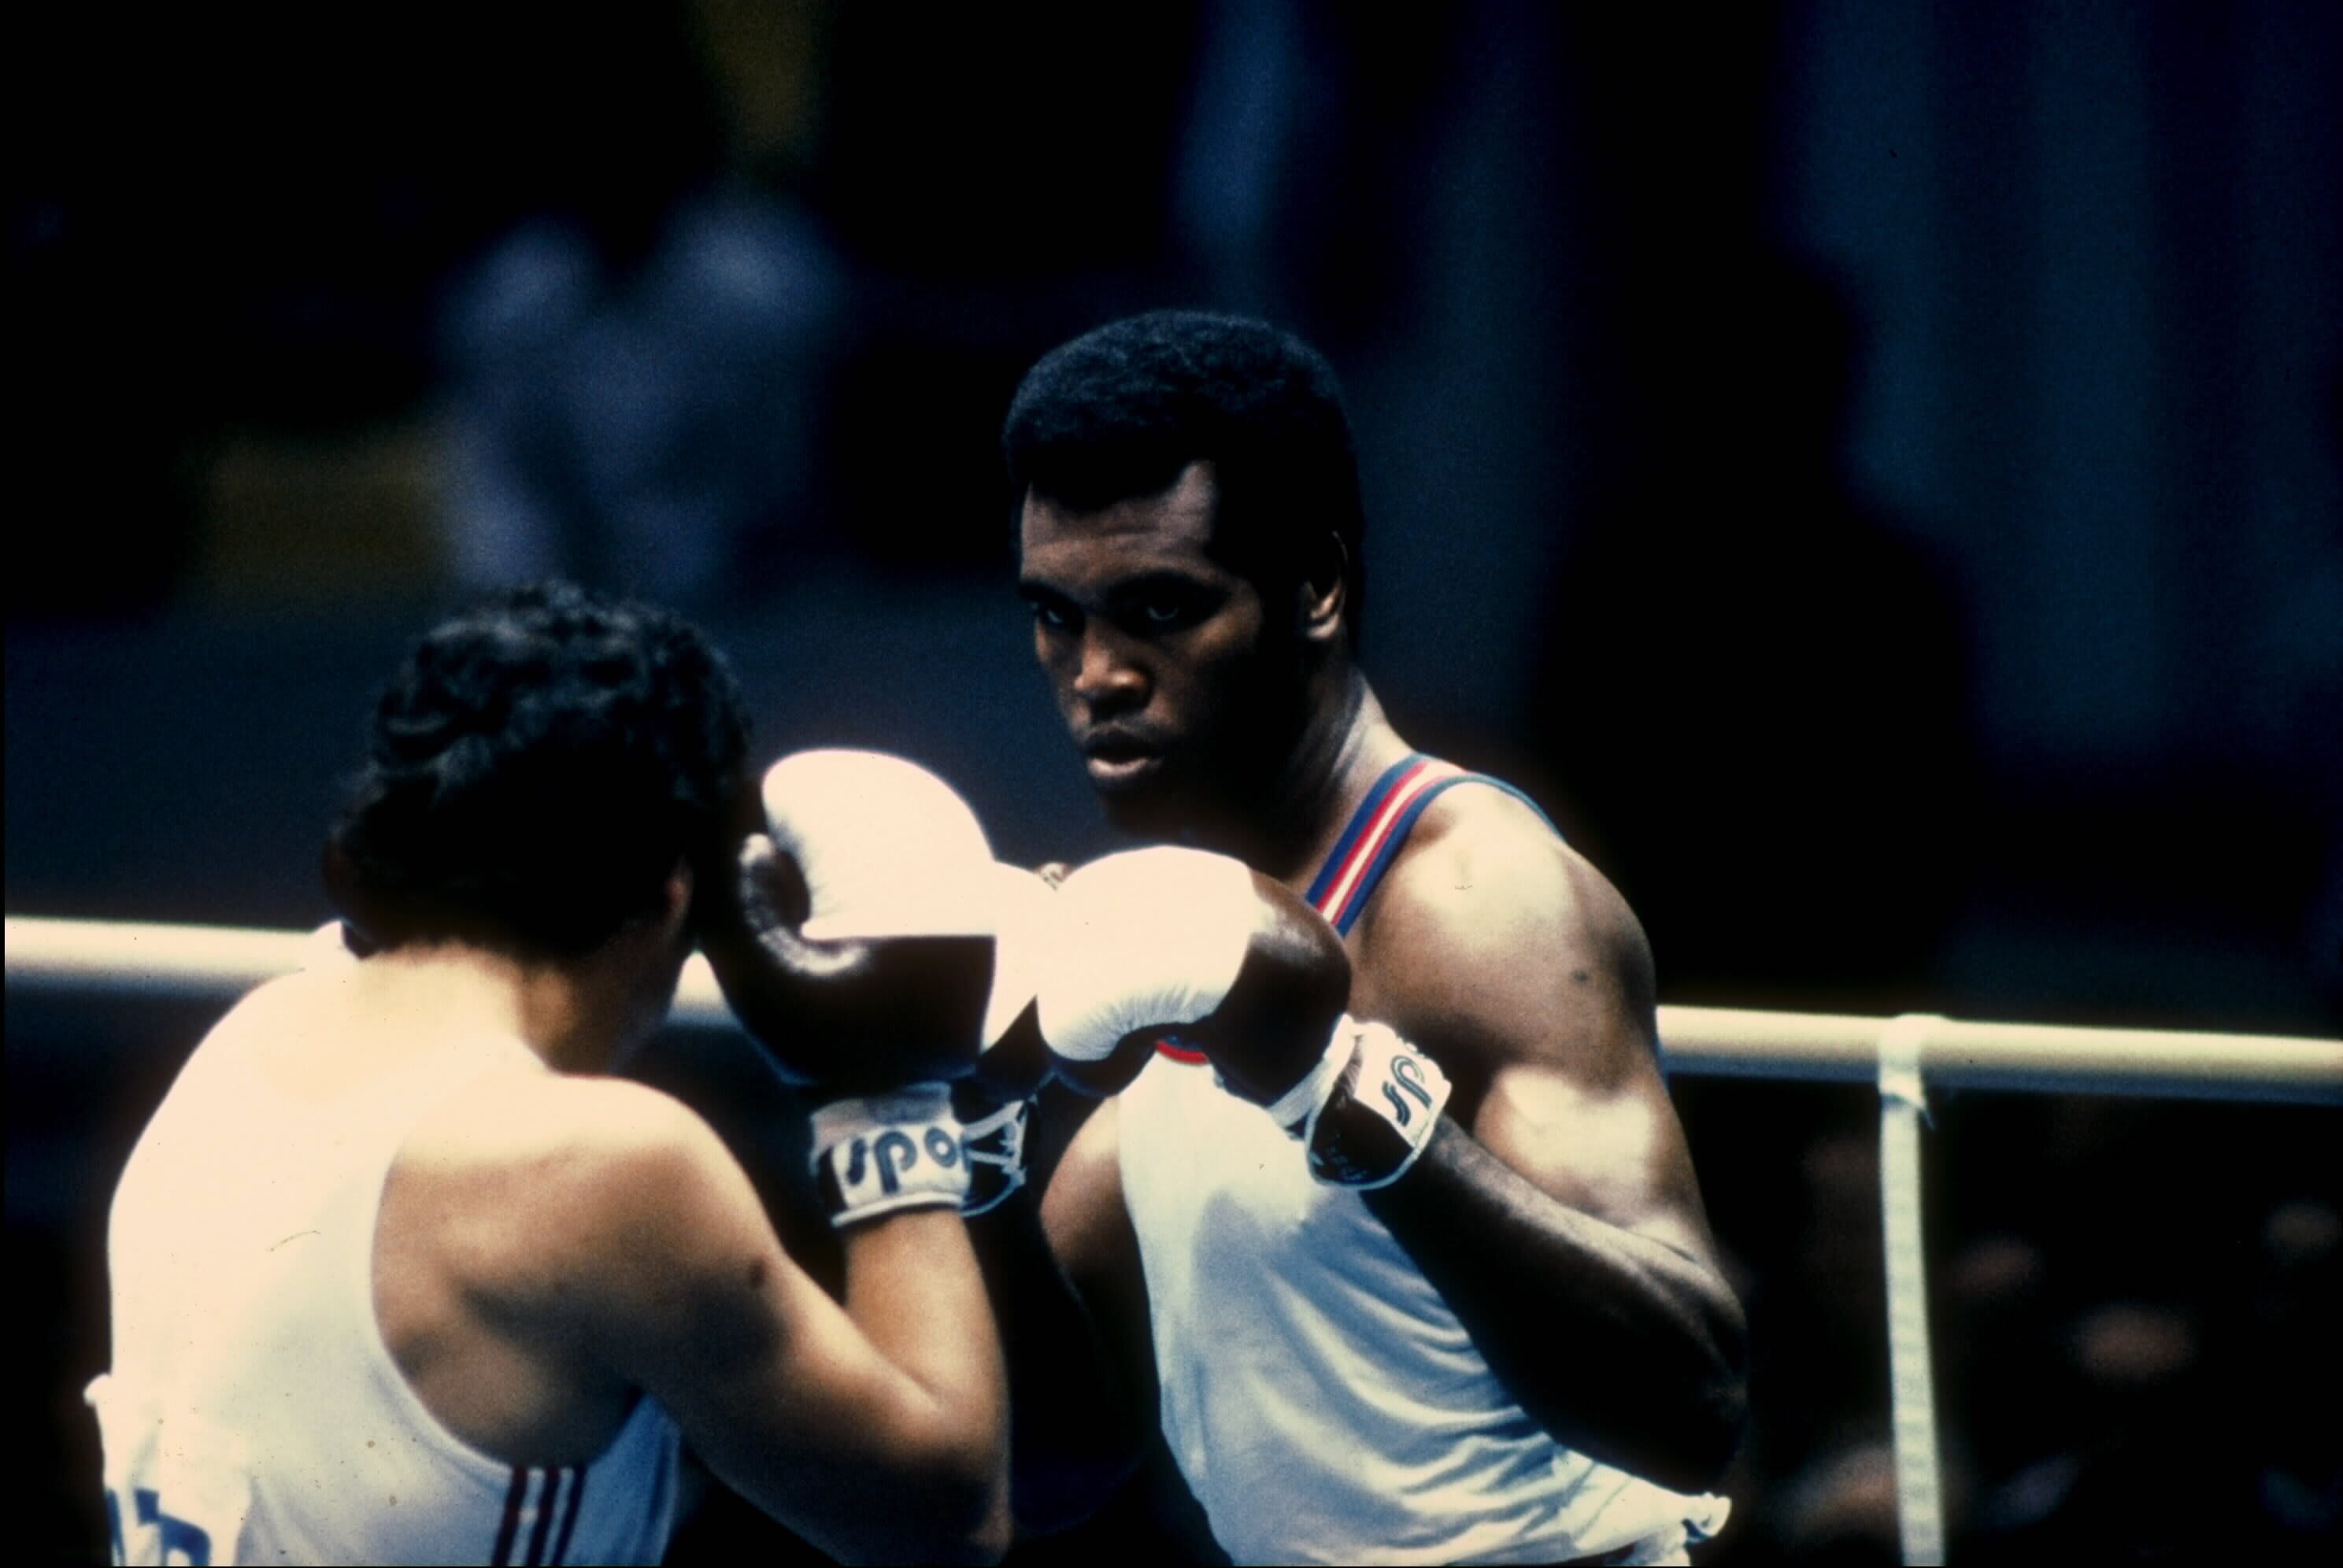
[994, 313, 1750, 1564]
[90, 584, 1012, 1565]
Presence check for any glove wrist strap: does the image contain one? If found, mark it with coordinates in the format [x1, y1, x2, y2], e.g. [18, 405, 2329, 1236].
[809, 1084, 971, 1226]
[1303, 1021, 1453, 1189]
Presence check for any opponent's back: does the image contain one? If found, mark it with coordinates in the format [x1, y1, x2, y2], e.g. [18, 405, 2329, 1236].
[93, 967, 679, 1566]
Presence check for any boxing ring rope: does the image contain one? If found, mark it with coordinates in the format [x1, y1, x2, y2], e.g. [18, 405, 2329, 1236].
[13, 916, 2335, 1100]
[11, 915, 2341, 1564]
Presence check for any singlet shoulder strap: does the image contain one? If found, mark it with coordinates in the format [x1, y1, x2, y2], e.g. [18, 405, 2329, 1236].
[1304, 753, 1556, 936]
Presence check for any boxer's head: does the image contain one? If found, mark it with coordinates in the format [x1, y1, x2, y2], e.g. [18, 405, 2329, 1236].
[325, 581, 750, 962]
[1007, 312, 1364, 837]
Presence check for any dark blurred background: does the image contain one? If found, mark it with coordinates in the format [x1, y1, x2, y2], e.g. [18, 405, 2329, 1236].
[8, 1, 2339, 1560]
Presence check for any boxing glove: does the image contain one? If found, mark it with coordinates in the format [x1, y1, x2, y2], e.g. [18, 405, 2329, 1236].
[954, 863, 1058, 1216]
[699, 750, 1015, 1225]
[1037, 846, 1352, 1099]
[701, 749, 1002, 1095]
[1041, 845, 1452, 1188]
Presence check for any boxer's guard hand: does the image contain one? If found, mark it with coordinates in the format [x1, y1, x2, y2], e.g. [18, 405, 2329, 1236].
[953, 864, 1060, 1215]
[701, 831, 991, 1096]
[1036, 847, 1352, 1100]
[1038, 846, 1449, 1188]
[700, 750, 1009, 1224]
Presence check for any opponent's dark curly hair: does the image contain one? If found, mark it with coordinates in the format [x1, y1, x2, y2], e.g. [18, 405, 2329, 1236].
[325, 582, 750, 958]
[1003, 311, 1368, 644]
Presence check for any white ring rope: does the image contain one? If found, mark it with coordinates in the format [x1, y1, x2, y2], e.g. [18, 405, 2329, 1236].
[12, 915, 2332, 1099]
[9, 912, 2339, 1568]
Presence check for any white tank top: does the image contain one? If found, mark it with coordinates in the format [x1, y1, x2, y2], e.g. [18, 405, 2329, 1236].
[92, 976, 680, 1566]
[1116, 755, 1728, 1565]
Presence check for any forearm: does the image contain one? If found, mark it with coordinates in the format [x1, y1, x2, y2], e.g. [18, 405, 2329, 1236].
[838, 1211, 1012, 1557]
[968, 1188, 1149, 1532]
[1366, 1119, 1747, 1492]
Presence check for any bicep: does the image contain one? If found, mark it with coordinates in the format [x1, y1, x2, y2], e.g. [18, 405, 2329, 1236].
[1470, 1052, 1719, 1266]
[1375, 831, 1717, 1263]
[1461, 920, 1717, 1262]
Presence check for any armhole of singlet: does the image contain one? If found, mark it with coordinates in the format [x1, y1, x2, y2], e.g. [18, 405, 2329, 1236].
[350, 1040, 658, 1496]
[351, 1056, 545, 1496]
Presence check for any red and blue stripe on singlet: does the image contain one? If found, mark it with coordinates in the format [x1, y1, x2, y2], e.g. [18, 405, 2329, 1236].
[1155, 753, 1552, 1064]
[1304, 753, 1551, 936]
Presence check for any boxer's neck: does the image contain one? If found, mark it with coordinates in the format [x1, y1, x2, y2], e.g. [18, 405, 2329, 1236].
[351, 937, 664, 1075]
[1219, 668, 1412, 889]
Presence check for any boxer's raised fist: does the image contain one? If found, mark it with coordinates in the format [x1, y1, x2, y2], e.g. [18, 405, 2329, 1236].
[1037, 847, 1351, 1100]
[1038, 846, 1450, 1187]
[700, 749, 1002, 1096]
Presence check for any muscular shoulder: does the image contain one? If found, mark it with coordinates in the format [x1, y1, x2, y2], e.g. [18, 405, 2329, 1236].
[1347, 785, 1657, 1096]
[394, 1071, 763, 1325]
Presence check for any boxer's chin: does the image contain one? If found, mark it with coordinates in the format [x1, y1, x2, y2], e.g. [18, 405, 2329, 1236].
[1096, 775, 1194, 841]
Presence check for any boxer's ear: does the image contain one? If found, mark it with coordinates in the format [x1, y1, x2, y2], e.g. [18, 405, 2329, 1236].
[1296, 533, 1348, 647]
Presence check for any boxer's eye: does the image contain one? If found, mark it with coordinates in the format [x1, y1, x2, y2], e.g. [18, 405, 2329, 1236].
[1027, 597, 1077, 633]
[1116, 583, 1216, 634]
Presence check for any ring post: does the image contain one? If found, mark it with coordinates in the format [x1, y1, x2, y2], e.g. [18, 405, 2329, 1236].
[1878, 1014, 1945, 1565]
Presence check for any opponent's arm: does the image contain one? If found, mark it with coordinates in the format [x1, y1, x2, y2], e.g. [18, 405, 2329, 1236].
[542, 1085, 1009, 1564]
[1350, 824, 1746, 1492]
[660, 749, 1030, 1558]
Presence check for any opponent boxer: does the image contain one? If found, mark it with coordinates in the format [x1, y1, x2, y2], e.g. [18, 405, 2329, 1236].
[1000, 313, 1749, 1564]
[90, 584, 1010, 1565]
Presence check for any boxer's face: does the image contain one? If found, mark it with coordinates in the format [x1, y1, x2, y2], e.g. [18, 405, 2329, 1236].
[1020, 461, 1301, 836]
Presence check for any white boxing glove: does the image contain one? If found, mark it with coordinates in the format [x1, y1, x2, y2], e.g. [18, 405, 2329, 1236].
[981, 862, 1057, 1050]
[705, 748, 1012, 1095]
[1037, 847, 1261, 1078]
[761, 749, 999, 939]
[954, 864, 1058, 1213]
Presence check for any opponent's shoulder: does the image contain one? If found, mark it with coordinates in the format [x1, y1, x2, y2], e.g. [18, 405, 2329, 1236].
[1350, 781, 1656, 1082]
[398, 1069, 757, 1305]
[410, 1067, 724, 1182]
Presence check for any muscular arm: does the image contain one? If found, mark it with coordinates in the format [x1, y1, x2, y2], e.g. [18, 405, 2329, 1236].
[524, 1083, 1012, 1563]
[1349, 805, 1747, 1493]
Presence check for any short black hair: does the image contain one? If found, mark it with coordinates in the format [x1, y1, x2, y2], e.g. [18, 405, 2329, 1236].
[327, 581, 750, 958]
[1003, 311, 1368, 640]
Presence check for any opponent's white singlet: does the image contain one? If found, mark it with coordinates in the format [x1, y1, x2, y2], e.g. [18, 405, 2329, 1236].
[1117, 756, 1729, 1566]
[92, 951, 679, 1566]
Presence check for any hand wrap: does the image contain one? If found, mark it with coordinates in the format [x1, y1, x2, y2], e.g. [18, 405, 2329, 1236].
[809, 1085, 971, 1227]
[1271, 1017, 1453, 1189]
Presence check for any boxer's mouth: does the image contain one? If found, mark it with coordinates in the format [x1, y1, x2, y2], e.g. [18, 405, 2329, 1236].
[1081, 731, 1166, 789]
